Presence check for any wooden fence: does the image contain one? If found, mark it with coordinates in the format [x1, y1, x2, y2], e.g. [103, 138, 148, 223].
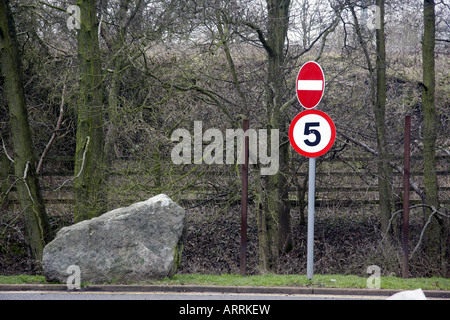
[1, 154, 449, 211]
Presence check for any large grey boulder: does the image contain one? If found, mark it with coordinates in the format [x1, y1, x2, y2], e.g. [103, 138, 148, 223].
[43, 194, 186, 284]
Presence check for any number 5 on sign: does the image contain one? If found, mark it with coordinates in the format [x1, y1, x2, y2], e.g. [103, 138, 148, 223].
[289, 110, 336, 158]
[289, 109, 335, 281]
[303, 122, 321, 147]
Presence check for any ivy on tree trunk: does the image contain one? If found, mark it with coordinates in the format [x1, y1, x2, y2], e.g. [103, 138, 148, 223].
[74, 0, 106, 222]
[422, 0, 445, 274]
[0, 0, 53, 262]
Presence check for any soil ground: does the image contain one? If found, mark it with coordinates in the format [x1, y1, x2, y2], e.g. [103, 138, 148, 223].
[0, 202, 446, 278]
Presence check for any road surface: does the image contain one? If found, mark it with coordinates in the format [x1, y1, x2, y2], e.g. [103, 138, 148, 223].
[0, 289, 389, 300]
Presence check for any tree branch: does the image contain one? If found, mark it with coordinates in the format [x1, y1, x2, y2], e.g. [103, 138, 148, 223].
[377, 204, 448, 259]
[337, 128, 425, 200]
[130, 50, 236, 124]
[1, 135, 14, 163]
[409, 205, 448, 259]
[315, 18, 340, 62]
[52, 136, 90, 192]
[38, 1, 67, 13]
[36, 65, 70, 174]
[242, 21, 274, 57]
[292, 17, 340, 61]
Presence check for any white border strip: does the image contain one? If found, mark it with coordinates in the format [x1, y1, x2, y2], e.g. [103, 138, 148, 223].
[298, 80, 323, 91]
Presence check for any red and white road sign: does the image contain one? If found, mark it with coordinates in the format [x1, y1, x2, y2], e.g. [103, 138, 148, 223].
[296, 61, 325, 109]
[289, 109, 336, 158]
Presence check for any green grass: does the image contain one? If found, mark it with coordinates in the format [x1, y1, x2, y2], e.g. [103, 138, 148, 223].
[1, 274, 449, 291]
[151, 274, 450, 291]
[0, 275, 47, 285]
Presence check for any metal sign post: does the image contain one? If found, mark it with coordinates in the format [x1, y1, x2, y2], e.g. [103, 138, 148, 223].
[307, 157, 316, 281]
[290, 62, 336, 282]
[289, 110, 335, 282]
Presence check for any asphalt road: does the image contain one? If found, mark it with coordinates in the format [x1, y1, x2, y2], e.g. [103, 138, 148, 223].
[5, 290, 443, 320]
[0, 290, 387, 300]
[1, 285, 448, 302]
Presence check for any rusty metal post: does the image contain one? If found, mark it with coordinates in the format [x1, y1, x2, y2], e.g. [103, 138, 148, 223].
[240, 119, 249, 276]
[402, 115, 411, 279]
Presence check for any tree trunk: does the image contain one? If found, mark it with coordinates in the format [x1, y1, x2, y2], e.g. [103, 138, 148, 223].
[350, 1, 393, 236]
[1, 152, 10, 210]
[374, 0, 393, 235]
[74, 0, 106, 222]
[0, 0, 53, 262]
[103, 0, 128, 168]
[257, 0, 292, 273]
[422, 0, 444, 273]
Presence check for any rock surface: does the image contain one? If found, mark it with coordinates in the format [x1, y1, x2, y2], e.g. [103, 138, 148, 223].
[43, 194, 186, 284]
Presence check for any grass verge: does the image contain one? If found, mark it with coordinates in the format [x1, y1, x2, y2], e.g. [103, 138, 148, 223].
[0, 275, 47, 285]
[1, 274, 449, 291]
[152, 274, 449, 291]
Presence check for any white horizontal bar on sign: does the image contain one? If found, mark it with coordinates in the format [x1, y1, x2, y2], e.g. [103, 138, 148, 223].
[298, 80, 323, 91]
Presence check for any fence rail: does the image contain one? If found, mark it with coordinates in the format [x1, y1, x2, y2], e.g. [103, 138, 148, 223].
[1, 155, 449, 209]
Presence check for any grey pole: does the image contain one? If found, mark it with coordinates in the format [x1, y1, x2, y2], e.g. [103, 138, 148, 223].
[307, 157, 316, 281]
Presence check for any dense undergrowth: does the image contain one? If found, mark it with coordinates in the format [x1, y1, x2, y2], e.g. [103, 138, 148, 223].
[2, 202, 444, 278]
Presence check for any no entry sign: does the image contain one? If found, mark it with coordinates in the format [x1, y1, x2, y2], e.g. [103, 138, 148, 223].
[291, 61, 332, 281]
[297, 61, 325, 109]
[289, 109, 336, 281]
[289, 109, 336, 158]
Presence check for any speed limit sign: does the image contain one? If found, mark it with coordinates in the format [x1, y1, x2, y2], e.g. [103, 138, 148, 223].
[289, 109, 336, 158]
[291, 63, 335, 281]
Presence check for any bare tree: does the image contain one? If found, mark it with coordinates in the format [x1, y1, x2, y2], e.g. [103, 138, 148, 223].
[347, 0, 393, 235]
[0, 0, 53, 261]
[74, 0, 106, 222]
[422, 0, 446, 274]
